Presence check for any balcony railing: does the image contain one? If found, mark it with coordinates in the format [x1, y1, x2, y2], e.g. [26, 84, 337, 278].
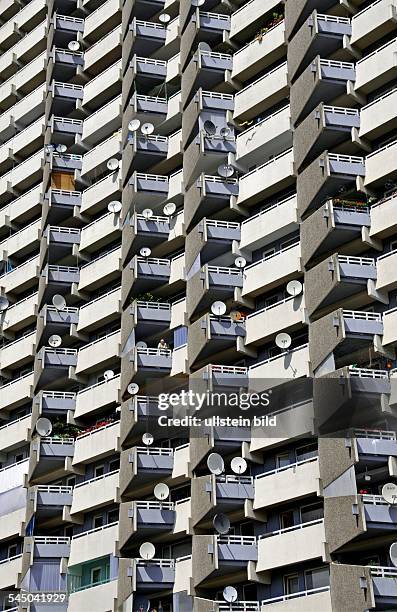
[261, 586, 330, 606]
[235, 62, 287, 97]
[356, 36, 397, 65]
[354, 428, 396, 440]
[343, 310, 381, 321]
[136, 445, 173, 455]
[0, 553, 22, 566]
[250, 343, 309, 371]
[362, 494, 390, 505]
[217, 535, 256, 545]
[256, 454, 318, 480]
[338, 255, 375, 266]
[209, 365, 247, 375]
[74, 469, 119, 489]
[259, 518, 324, 539]
[369, 566, 397, 578]
[247, 295, 297, 319]
[72, 521, 118, 540]
[0, 413, 31, 431]
[76, 419, 119, 440]
[36, 485, 73, 494]
[348, 366, 389, 379]
[34, 536, 70, 545]
[40, 437, 74, 445]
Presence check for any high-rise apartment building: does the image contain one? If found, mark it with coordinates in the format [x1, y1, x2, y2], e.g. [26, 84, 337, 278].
[1, 0, 397, 610]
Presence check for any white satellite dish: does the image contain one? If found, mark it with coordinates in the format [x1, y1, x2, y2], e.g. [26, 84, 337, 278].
[213, 513, 230, 535]
[0, 296, 9, 312]
[220, 126, 231, 139]
[286, 280, 303, 297]
[52, 294, 66, 311]
[234, 257, 246, 269]
[154, 483, 170, 500]
[163, 202, 176, 216]
[211, 301, 227, 317]
[136, 341, 148, 349]
[142, 208, 153, 219]
[142, 432, 154, 446]
[141, 123, 155, 136]
[218, 164, 235, 178]
[36, 417, 53, 437]
[203, 120, 216, 136]
[128, 119, 141, 132]
[48, 334, 62, 348]
[231, 457, 247, 475]
[68, 40, 80, 51]
[390, 543, 397, 567]
[104, 370, 115, 380]
[140, 247, 151, 257]
[56, 144, 67, 154]
[128, 382, 140, 395]
[198, 41, 212, 53]
[191, 0, 205, 7]
[207, 452, 224, 475]
[275, 332, 292, 350]
[107, 158, 119, 171]
[139, 542, 155, 560]
[382, 482, 397, 505]
[159, 13, 171, 23]
[223, 586, 238, 603]
[108, 200, 122, 214]
[45, 144, 55, 153]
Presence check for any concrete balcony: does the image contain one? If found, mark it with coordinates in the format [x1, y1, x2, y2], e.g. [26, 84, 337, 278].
[234, 62, 288, 122]
[301, 199, 370, 266]
[376, 248, 397, 292]
[240, 195, 298, 252]
[121, 256, 173, 306]
[261, 587, 332, 611]
[0, 0, 46, 46]
[30, 436, 75, 482]
[0, 82, 45, 142]
[52, 80, 84, 102]
[309, 308, 383, 372]
[0, 150, 43, 201]
[291, 58, 355, 126]
[187, 264, 243, 318]
[249, 344, 311, 391]
[124, 133, 169, 180]
[133, 558, 175, 590]
[34, 484, 73, 514]
[1, 292, 38, 334]
[73, 421, 120, 465]
[236, 106, 291, 170]
[84, 25, 121, 75]
[128, 93, 167, 128]
[82, 60, 121, 110]
[288, 13, 351, 82]
[79, 212, 121, 254]
[297, 152, 365, 218]
[75, 375, 121, 419]
[360, 87, 397, 141]
[68, 578, 118, 612]
[0, 413, 31, 453]
[369, 566, 397, 607]
[129, 172, 169, 210]
[184, 175, 239, 230]
[188, 314, 246, 368]
[0, 554, 23, 590]
[0, 331, 36, 372]
[84, 0, 120, 41]
[0, 117, 44, 173]
[181, 50, 232, 107]
[362, 494, 397, 529]
[118, 500, 176, 549]
[257, 519, 326, 572]
[81, 134, 121, 180]
[127, 347, 172, 385]
[370, 192, 397, 239]
[119, 446, 174, 498]
[383, 307, 397, 346]
[33, 535, 70, 559]
[185, 218, 240, 274]
[55, 14, 85, 34]
[82, 95, 121, 146]
[75, 329, 120, 375]
[77, 287, 121, 333]
[355, 37, 397, 94]
[232, 21, 286, 82]
[254, 456, 320, 510]
[193, 534, 257, 587]
[0, 185, 42, 232]
[0, 372, 34, 411]
[305, 254, 376, 317]
[0, 52, 46, 110]
[285, 0, 336, 39]
[51, 116, 83, 139]
[78, 246, 122, 292]
[365, 140, 397, 189]
[35, 347, 77, 388]
[351, 0, 397, 48]
[37, 390, 76, 415]
[128, 18, 166, 60]
[230, 0, 280, 39]
[245, 295, 306, 346]
[191, 474, 254, 526]
[71, 470, 119, 516]
[242, 242, 302, 297]
[0, 255, 40, 296]
[43, 265, 80, 294]
[237, 149, 295, 208]
[81, 171, 121, 215]
[119, 395, 164, 447]
[69, 522, 118, 567]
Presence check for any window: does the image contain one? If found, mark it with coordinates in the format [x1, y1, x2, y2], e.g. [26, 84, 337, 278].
[243, 583, 257, 600]
[276, 452, 290, 469]
[66, 476, 76, 488]
[239, 521, 254, 537]
[91, 567, 102, 585]
[109, 458, 119, 472]
[262, 247, 276, 260]
[92, 514, 104, 529]
[300, 502, 323, 524]
[305, 566, 329, 591]
[280, 236, 298, 250]
[94, 465, 104, 478]
[280, 510, 294, 530]
[284, 573, 300, 595]
[296, 443, 317, 462]
[7, 544, 18, 558]
[108, 509, 118, 524]
[64, 526, 74, 538]
[15, 453, 24, 463]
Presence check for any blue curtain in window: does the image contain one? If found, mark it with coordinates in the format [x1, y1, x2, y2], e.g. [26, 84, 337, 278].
[173, 326, 187, 348]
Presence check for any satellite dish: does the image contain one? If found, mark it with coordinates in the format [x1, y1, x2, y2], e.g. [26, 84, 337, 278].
[52, 294, 66, 311]
[136, 341, 147, 349]
[141, 123, 155, 136]
[139, 542, 155, 560]
[275, 333, 292, 349]
[36, 417, 53, 437]
[211, 301, 227, 317]
[234, 257, 246, 269]
[213, 513, 230, 535]
[107, 158, 119, 171]
[203, 120, 216, 136]
[0, 296, 9, 311]
[163, 202, 176, 216]
[108, 200, 122, 214]
[68, 40, 80, 51]
[128, 382, 140, 395]
[198, 41, 212, 53]
[140, 247, 151, 257]
[45, 144, 55, 153]
[48, 334, 62, 348]
[128, 119, 141, 132]
[218, 164, 235, 178]
[223, 586, 238, 603]
[142, 208, 153, 219]
[207, 452, 224, 475]
[390, 543, 397, 567]
[231, 457, 247, 474]
[142, 432, 154, 446]
[382, 482, 397, 505]
[159, 13, 171, 23]
[104, 370, 115, 380]
[56, 144, 67, 154]
[230, 310, 243, 322]
[220, 126, 231, 139]
[154, 483, 170, 500]
[286, 280, 303, 297]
